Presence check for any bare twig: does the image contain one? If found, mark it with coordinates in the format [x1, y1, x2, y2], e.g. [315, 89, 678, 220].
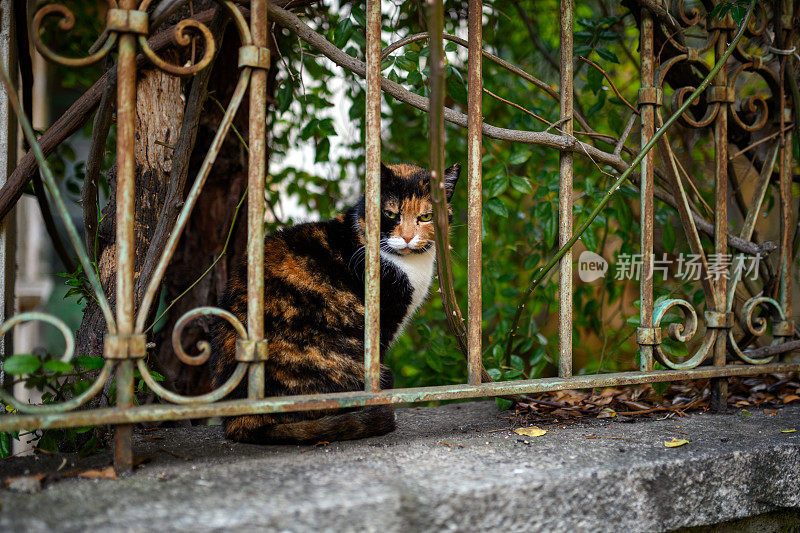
[629, 0, 684, 43]
[504, 1, 758, 362]
[614, 112, 637, 156]
[135, 9, 227, 315]
[267, 3, 772, 262]
[14, 0, 75, 272]
[728, 126, 792, 161]
[0, 7, 227, 222]
[577, 56, 639, 115]
[83, 57, 116, 255]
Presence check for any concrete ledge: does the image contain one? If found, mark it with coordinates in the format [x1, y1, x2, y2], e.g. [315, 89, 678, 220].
[1, 402, 799, 532]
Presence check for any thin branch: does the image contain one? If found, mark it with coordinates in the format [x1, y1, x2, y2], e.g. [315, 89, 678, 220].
[135, 8, 227, 313]
[728, 125, 792, 161]
[483, 87, 551, 126]
[15, 0, 75, 272]
[267, 3, 772, 260]
[577, 56, 639, 115]
[504, 1, 758, 361]
[629, 0, 684, 43]
[511, 2, 560, 75]
[82, 57, 115, 256]
[0, 7, 226, 222]
[615, 112, 637, 156]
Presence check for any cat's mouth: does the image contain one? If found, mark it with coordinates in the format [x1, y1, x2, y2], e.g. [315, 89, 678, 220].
[382, 237, 431, 255]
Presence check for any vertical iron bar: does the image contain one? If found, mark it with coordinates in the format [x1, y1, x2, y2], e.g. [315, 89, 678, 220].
[710, 23, 729, 412]
[466, 0, 483, 385]
[780, 123, 792, 330]
[113, 0, 138, 474]
[364, 0, 381, 392]
[638, 4, 655, 372]
[247, 0, 268, 399]
[558, 0, 573, 378]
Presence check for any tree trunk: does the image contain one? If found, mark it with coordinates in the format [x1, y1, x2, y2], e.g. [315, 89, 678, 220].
[76, 19, 274, 399]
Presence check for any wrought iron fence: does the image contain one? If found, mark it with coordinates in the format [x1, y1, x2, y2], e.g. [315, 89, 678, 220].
[0, 0, 798, 472]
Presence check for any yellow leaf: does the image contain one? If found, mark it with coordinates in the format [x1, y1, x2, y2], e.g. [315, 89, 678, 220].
[664, 438, 689, 448]
[597, 407, 617, 419]
[780, 429, 796, 433]
[514, 426, 547, 437]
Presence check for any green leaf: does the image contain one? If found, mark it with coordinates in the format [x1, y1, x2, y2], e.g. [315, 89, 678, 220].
[510, 176, 533, 195]
[508, 151, 529, 165]
[586, 90, 606, 116]
[395, 55, 417, 72]
[0, 432, 10, 458]
[662, 219, 676, 251]
[486, 197, 508, 218]
[406, 69, 422, 86]
[3, 354, 41, 375]
[76, 355, 105, 370]
[595, 47, 619, 64]
[445, 41, 458, 52]
[350, 6, 366, 26]
[300, 119, 318, 140]
[586, 67, 604, 94]
[582, 226, 598, 252]
[424, 349, 443, 372]
[447, 75, 467, 105]
[315, 138, 331, 163]
[510, 355, 525, 370]
[495, 397, 513, 411]
[44, 360, 73, 373]
[487, 175, 508, 198]
[542, 204, 557, 248]
[334, 18, 355, 49]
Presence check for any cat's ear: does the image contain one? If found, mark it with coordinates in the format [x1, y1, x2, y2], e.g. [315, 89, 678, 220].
[380, 163, 393, 182]
[444, 163, 461, 201]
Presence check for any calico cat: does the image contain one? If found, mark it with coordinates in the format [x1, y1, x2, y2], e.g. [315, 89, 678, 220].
[209, 162, 460, 444]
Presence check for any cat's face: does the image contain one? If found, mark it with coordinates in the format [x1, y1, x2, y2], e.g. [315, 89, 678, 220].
[378, 163, 460, 256]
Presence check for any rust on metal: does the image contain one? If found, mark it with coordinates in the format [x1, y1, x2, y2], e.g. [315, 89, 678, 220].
[364, 0, 382, 393]
[1, 362, 797, 434]
[704, 311, 733, 329]
[112, 0, 139, 474]
[3, 0, 797, 451]
[103, 334, 147, 360]
[557, 0, 573, 378]
[710, 20, 730, 412]
[466, 0, 483, 385]
[636, 327, 661, 346]
[238, 45, 271, 70]
[106, 9, 149, 35]
[246, 0, 269, 401]
[236, 338, 269, 362]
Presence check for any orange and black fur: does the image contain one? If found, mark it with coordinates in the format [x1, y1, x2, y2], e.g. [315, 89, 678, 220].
[209, 162, 460, 443]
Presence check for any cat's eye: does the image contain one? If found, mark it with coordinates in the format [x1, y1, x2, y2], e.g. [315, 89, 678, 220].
[418, 213, 433, 222]
[384, 210, 398, 220]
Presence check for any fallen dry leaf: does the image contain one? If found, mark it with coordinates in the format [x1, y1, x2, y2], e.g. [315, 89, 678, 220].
[782, 395, 800, 404]
[738, 409, 752, 417]
[514, 426, 547, 437]
[780, 429, 796, 433]
[597, 407, 617, 419]
[763, 409, 778, 415]
[664, 438, 689, 448]
[78, 466, 117, 480]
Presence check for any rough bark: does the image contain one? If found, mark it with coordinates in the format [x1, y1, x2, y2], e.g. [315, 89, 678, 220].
[76, 57, 184, 360]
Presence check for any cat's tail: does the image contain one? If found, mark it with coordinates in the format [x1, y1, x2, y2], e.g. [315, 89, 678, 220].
[224, 406, 396, 444]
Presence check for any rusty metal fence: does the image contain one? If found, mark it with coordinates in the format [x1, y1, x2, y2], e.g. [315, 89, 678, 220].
[0, 0, 798, 472]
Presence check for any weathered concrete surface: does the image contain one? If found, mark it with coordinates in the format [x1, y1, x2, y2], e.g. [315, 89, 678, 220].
[1, 401, 799, 532]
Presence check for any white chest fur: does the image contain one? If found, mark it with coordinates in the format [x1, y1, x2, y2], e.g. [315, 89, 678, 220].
[380, 248, 436, 343]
